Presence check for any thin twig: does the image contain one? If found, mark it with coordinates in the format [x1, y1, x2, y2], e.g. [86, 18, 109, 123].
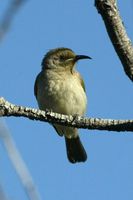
[0, 119, 41, 200]
[0, 97, 133, 132]
[0, 183, 8, 200]
[0, 0, 27, 40]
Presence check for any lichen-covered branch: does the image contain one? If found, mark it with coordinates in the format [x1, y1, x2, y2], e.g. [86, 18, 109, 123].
[0, 97, 133, 132]
[95, 0, 133, 81]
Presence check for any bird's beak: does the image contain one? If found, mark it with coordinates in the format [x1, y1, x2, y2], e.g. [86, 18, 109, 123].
[74, 55, 92, 62]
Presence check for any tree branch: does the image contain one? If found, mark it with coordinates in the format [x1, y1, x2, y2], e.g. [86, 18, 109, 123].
[0, 97, 133, 132]
[95, 0, 133, 81]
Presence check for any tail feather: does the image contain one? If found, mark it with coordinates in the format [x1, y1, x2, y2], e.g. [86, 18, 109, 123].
[65, 136, 87, 163]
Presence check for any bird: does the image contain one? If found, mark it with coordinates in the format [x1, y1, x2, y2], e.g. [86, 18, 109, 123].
[34, 47, 91, 163]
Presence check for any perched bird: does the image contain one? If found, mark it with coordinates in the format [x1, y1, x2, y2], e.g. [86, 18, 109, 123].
[34, 47, 91, 163]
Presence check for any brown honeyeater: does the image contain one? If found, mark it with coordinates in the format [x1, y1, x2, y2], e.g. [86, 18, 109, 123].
[34, 47, 91, 163]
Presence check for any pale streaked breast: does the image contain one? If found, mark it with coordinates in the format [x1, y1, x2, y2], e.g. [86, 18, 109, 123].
[36, 70, 87, 116]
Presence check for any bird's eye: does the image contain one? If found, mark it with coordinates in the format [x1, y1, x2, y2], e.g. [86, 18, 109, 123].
[59, 55, 65, 61]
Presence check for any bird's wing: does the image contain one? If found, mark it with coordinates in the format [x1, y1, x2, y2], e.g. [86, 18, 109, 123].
[76, 72, 86, 92]
[80, 76, 86, 92]
[34, 72, 41, 97]
[53, 125, 63, 137]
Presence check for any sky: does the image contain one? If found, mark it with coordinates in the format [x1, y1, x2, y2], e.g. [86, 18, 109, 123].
[0, 0, 133, 199]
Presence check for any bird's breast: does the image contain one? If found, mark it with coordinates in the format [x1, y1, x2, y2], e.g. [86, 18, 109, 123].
[37, 70, 87, 116]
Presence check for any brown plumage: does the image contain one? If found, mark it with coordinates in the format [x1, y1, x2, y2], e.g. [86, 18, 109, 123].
[34, 47, 91, 163]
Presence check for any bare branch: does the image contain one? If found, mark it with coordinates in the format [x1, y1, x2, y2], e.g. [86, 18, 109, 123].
[95, 0, 133, 81]
[0, 97, 133, 132]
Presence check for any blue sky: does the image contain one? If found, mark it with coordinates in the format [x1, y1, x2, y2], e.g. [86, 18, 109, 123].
[0, 0, 133, 199]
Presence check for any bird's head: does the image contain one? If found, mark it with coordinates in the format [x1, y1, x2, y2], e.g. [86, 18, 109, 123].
[41, 47, 91, 72]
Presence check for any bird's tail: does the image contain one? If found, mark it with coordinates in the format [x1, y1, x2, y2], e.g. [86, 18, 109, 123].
[65, 136, 87, 163]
